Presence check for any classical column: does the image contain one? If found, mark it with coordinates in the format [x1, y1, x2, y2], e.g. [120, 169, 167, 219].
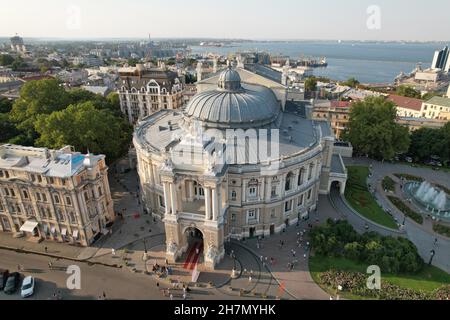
[212, 188, 219, 221]
[205, 187, 212, 220]
[163, 182, 171, 215]
[188, 181, 194, 201]
[170, 182, 177, 214]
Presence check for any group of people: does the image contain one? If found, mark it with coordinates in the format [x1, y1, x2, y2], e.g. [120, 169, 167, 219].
[152, 263, 172, 277]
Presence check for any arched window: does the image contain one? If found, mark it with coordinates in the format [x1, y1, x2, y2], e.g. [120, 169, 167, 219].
[308, 163, 315, 180]
[298, 168, 305, 186]
[285, 172, 294, 191]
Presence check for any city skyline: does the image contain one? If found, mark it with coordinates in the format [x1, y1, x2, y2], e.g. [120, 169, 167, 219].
[1, 0, 450, 41]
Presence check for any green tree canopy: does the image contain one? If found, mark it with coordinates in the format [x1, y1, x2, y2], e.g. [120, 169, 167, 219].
[0, 54, 15, 66]
[10, 79, 70, 138]
[341, 77, 360, 88]
[304, 77, 317, 92]
[35, 102, 132, 162]
[342, 96, 410, 160]
[395, 85, 421, 99]
[409, 123, 450, 163]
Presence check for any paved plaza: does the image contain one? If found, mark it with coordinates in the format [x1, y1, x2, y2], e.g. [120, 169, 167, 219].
[2, 157, 450, 299]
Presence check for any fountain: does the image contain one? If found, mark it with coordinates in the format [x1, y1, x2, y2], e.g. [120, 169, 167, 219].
[404, 181, 450, 221]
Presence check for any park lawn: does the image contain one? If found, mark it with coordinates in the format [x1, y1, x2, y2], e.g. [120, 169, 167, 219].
[345, 166, 398, 229]
[309, 255, 450, 295]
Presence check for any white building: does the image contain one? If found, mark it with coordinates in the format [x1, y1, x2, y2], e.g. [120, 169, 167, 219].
[133, 67, 347, 269]
[0, 144, 115, 246]
[117, 64, 184, 124]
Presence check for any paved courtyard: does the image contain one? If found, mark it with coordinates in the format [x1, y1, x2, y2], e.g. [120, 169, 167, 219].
[2, 157, 450, 300]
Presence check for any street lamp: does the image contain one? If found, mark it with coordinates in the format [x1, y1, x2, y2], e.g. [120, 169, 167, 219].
[428, 249, 436, 266]
[143, 238, 148, 261]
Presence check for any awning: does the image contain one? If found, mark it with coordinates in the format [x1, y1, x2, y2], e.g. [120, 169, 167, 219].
[61, 228, 67, 236]
[43, 224, 48, 233]
[20, 221, 39, 233]
[72, 230, 79, 239]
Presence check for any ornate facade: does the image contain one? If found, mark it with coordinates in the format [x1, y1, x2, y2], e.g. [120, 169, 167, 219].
[134, 67, 347, 269]
[118, 64, 184, 124]
[0, 144, 114, 246]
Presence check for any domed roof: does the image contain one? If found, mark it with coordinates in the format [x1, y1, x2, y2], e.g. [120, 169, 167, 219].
[184, 68, 280, 128]
[218, 67, 242, 91]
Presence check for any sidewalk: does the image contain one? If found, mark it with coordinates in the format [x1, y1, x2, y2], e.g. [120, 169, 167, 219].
[239, 214, 330, 300]
[0, 231, 84, 260]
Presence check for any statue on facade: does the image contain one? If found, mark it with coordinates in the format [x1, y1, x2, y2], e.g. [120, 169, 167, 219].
[167, 242, 178, 254]
[206, 244, 218, 261]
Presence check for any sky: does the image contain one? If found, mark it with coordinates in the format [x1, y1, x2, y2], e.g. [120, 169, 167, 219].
[1, 0, 450, 41]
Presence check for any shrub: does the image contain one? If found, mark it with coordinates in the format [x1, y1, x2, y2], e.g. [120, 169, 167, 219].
[433, 224, 450, 238]
[382, 176, 396, 192]
[311, 219, 424, 273]
[387, 196, 423, 224]
[318, 270, 449, 300]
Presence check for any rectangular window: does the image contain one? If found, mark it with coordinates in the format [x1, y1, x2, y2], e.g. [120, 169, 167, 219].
[65, 196, 72, 206]
[54, 194, 60, 204]
[10, 189, 15, 197]
[42, 193, 47, 202]
[271, 186, 277, 198]
[248, 187, 257, 197]
[298, 194, 304, 207]
[284, 200, 292, 212]
[307, 189, 312, 200]
[159, 195, 165, 207]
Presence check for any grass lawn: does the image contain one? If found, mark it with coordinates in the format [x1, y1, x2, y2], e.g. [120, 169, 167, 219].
[345, 166, 398, 229]
[309, 254, 450, 295]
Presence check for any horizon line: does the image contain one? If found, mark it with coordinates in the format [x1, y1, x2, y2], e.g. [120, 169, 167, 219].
[1, 36, 450, 43]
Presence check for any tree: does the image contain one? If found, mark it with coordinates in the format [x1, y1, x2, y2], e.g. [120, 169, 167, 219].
[341, 77, 360, 88]
[35, 102, 132, 162]
[395, 85, 421, 99]
[10, 79, 70, 138]
[0, 113, 19, 143]
[342, 96, 410, 160]
[0, 54, 14, 66]
[304, 77, 317, 92]
[409, 123, 450, 164]
[0, 98, 12, 113]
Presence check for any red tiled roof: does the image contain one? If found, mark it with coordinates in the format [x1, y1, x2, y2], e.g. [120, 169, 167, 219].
[330, 100, 351, 108]
[387, 94, 422, 111]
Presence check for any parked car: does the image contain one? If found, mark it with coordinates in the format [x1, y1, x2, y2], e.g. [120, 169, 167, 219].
[0, 269, 9, 291]
[405, 156, 413, 163]
[4, 272, 21, 294]
[21, 276, 35, 298]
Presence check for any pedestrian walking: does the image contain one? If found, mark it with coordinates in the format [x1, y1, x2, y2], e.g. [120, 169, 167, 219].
[248, 276, 252, 282]
[170, 294, 173, 300]
[156, 282, 160, 288]
[111, 248, 116, 256]
[196, 248, 199, 255]
[103, 291, 106, 299]
[183, 292, 187, 300]
[44, 246, 48, 253]
[303, 253, 307, 260]
[48, 261, 53, 269]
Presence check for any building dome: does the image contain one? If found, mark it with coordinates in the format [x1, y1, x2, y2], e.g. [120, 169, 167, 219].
[184, 68, 281, 128]
[218, 67, 242, 91]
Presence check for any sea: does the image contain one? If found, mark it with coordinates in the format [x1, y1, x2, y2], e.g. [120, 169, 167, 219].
[190, 41, 448, 84]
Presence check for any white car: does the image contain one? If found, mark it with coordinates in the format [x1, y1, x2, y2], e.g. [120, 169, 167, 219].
[21, 276, 35, 298]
